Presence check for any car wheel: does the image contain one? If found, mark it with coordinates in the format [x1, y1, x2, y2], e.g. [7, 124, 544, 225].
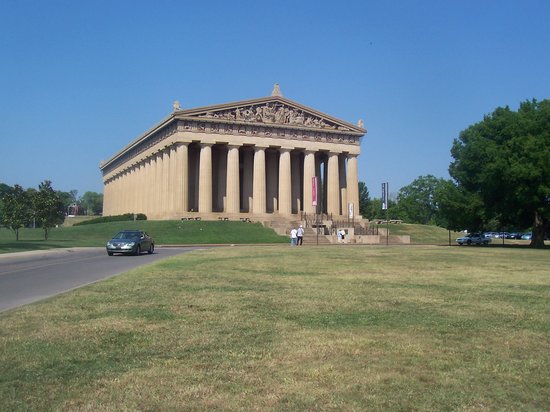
[134, 245, 141, 256]
[148, 244, 154, 254]
[107, 252, 114, 256]
[467, 240, 471, 245]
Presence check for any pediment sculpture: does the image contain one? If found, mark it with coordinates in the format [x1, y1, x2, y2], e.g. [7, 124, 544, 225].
[196, 102, 350, 131]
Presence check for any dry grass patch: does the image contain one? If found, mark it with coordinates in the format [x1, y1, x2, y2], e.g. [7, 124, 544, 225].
[1, 245, 549, 410]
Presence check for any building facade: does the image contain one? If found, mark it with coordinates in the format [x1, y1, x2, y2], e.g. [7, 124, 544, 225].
[100, 86, 366, 221]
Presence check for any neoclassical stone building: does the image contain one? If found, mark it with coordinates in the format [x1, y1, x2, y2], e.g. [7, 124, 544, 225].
[100, 86, 366, 221]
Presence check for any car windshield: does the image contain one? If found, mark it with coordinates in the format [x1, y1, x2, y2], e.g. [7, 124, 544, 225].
[113, 231, 141, 240]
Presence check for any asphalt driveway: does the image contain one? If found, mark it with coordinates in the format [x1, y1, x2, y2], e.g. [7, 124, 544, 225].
[0, 246, 202, 312]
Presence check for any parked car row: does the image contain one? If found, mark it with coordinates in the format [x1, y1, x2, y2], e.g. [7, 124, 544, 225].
[456, 231, 533, 245]
[483, 232, 532, 240]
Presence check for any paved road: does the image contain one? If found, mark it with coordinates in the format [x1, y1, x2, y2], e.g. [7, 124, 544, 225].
[0, 247, 203, 313]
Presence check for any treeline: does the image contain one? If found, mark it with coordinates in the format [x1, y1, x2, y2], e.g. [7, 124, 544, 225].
[0, 181, 103, 240]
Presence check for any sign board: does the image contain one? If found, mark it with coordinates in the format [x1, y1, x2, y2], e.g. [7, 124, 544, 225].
[382, 182, 389, 210]
[348, 202, 354, 219]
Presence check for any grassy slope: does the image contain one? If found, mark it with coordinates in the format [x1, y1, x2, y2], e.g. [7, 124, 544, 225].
[0, 246, 548, 410]
[381, 222, 456, 245]
[0, 220, 287, 253]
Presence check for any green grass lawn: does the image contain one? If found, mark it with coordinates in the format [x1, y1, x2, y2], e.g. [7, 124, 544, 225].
[1, 246, 548, 410]
[0, 220, 287, 253]
[382, 222, 454, 244]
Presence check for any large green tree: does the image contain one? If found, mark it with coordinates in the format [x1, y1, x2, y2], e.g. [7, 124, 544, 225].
[434, 180, 485, 231]
[450, 99, 550, 248]
[32, 181, 65, 240]
[0, 184, 31, 240]
[394, 175, 447, 225]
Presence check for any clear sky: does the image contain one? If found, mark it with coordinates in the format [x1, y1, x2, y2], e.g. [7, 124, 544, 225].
[1, 0, 549, 199]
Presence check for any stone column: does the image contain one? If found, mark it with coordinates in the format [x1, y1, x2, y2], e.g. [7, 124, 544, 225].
[252, 146, 267, 214]
[327, 152, 340, 216]
[155, 151, 164, 218]
[303, 150, 316, 214]
[278, 148, 292, 216]
[346, 154, 359, 218]
[135, 163, 141, 212]
[162, 149, 170, 217]
[173, 143, 188, 214]
[168, 146, 176, 214]
[226, 144, 240, 214]
[339, 155, 347, 217]
[198, 143, 213, 213]
[130, 164, 137, 213]
[121, 172, 126, 214]
[144, 157, 151, 216]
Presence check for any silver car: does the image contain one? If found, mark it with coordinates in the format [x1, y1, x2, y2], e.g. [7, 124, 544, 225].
[106, 230, 155, 256]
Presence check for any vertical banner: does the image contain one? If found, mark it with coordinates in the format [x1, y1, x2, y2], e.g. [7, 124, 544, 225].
[348, 202, 354, 219]
[382, 182, 389, 210]
[312, 176, 318, 206]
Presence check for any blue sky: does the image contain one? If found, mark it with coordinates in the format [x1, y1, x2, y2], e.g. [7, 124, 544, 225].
[1, 0, 549, 198]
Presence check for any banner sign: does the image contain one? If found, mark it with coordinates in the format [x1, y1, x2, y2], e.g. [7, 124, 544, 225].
[382, 182, 389, 210]
[348, 202, 354, 219]
[312, 177, 318, 206]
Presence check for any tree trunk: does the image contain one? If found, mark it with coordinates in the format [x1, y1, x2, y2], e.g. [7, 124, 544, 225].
[44, 228, 49, 241]
[530, 211, 548, 249]
[16, 228, 19, 241]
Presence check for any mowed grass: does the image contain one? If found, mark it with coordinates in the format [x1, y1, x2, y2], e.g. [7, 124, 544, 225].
[1, 246, 549, 410]
[0, 220, 287, 253]
[384, 223, 454, 244]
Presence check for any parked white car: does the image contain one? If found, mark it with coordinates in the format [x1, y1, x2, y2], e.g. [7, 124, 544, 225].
[456, 233, 491, 246]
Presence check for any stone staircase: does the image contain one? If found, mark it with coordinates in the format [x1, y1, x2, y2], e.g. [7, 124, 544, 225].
[301, 228, 332, 245]
[261, 219, 333, 245]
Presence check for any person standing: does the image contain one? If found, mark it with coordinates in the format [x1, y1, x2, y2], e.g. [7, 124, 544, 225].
[297, 225, 304, 245]
[290, 227, 298, 246]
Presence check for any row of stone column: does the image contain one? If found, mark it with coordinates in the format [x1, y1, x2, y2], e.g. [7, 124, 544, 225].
[103, 142, 360, 219]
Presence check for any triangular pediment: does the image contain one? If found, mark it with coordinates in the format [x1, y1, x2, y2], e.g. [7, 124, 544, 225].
[174, 96, 365, 134]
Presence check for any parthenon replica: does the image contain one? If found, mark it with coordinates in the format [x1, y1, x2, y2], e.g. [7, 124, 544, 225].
[100, 85, 366, 225]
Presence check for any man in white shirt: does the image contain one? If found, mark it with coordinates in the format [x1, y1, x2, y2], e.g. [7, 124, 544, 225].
[297, 225, 304, 245]
[290, 227, 298, 246]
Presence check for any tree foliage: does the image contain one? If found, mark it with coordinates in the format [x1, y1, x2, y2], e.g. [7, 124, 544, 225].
[80, 191, 103, 215]
[434, 180, 485, 231]
[393, 175, 447, 225]
[0, 184, 31, 240]
[450, 99, 550, 248]
[32, 180, 65, 240]
[358, 182, 371, 218]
